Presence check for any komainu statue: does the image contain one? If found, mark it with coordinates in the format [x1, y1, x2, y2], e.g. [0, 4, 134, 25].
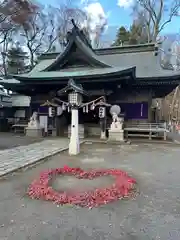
[110, 112, 123, 129]
[28, 112, 40, 128]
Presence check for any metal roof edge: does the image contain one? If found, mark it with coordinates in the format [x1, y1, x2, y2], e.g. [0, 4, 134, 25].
[38, 52, 59, 60]
[12, 66, 136, 81]
[95, 43, 156, 55]
[38, 43, 158, 60]
[136, 73, 180, 81]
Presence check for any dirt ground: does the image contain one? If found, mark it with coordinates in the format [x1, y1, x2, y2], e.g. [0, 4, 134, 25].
[0, 133, 43, 150]
[0, 142, 180, 239]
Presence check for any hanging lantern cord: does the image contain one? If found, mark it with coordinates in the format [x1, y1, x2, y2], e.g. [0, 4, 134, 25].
[53, 96, 109, 109]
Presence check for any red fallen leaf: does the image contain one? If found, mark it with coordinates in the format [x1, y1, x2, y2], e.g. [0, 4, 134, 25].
[27, 166, 137, 208]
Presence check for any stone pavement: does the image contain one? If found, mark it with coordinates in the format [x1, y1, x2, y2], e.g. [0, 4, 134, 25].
[167, 131, 180, 143]
[0, 138, 70, 176]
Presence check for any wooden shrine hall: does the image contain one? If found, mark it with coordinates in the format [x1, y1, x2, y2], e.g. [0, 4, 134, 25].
[2, 20, 180, 138]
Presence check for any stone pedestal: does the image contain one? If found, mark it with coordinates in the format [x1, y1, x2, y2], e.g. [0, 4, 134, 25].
[26, 127, 43, 137]
[68, 124, 86, 139]
[100, 131, 106, 140]
[52, 128, 57, 137]
[108, 129, 124, 142]
[69, 108, 80, 155]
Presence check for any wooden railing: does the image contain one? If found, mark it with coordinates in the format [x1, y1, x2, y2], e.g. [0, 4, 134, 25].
[124, 122, 168, 140]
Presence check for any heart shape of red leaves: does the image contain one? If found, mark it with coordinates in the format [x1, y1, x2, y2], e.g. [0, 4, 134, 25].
[28, 165, 136, 208]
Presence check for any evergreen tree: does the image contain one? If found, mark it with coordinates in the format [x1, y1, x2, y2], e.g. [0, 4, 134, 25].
[7, 45, 29, 74]
[113, 22, 149, 46]
[129, 23, 140, 45]
[112, 26, 130, 46]
[129, 22, 148, 45]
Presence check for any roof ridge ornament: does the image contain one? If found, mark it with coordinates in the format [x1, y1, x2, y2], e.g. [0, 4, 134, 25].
[40, 100, 59, 107]
[68, 78, 83, 91]
[57, 78, 88, 96]
[71, 19, 77, 29]
[71, 18, 92, 49]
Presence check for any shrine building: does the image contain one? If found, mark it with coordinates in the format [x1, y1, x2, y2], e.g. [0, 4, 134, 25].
[1, 22, 180, 137]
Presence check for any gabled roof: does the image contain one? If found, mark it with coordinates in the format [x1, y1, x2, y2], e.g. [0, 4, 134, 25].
[16, 42, 180, 82]
[13, 20, 110, 82]
[9, 18, 180, 84]
[43, 29, 110, 71]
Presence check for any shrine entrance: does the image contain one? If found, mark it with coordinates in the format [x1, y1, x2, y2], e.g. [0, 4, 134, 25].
[35, 80, 111, 140]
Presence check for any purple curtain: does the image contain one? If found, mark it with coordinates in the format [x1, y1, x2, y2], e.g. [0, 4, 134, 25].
[38, 106, 48, 114]
[120, 102, 148, 120]
[31, 104, 48, 114]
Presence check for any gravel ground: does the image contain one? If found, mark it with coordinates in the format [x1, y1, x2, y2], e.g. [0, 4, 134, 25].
[0, 142, 180, 239]
[0, 133, 43, 150]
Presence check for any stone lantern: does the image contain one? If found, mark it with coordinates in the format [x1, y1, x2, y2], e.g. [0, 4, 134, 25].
[57, 79, 88, 155]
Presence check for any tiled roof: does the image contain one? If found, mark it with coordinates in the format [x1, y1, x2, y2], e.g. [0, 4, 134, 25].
[97, 50, 180, 78]
[20, 43, 180, 81]
[9, 21, 180, 82]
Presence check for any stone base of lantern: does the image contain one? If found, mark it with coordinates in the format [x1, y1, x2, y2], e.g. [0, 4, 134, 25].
[26, 127, 43, 137]
[108, 129, 124, 142]
[69, 138, 80, 155]
[100, 131, 106, 140]
[68, 124, 87, 139]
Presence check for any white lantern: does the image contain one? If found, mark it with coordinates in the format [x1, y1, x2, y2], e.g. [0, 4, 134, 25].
[62, 103, 66, 110]
[49, 107, 56, 117]
[57, 106, 63, 116]
[68, 92, 82, 106]
[90, 103, 95, 110]
[99, 107, 105, 118]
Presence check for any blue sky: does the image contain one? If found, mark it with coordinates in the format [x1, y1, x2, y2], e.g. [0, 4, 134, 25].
[100, 0, 180, 34]
[40, 0, 180, 34]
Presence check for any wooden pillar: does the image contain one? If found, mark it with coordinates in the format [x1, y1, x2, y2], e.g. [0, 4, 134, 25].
[99, 106, 106, 139]
[56, 114, 66, 136]
[100, 117, 106, 139]
[55, 116, 60, 136]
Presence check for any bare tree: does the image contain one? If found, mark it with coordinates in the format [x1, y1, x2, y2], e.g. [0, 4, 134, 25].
[20, 6, 59, 69]
[0, 0, 38, 75]
[92, 15, 107, 48]
[0, 16, 13, 76]
[53, 0, 88, 49]
[133, 0, 180, 41]
[19, 0, 87, 68]
[44, 6, 60, 53]
[0, 0, 89, 72]
[132, 6, 153, 42]
[0, 1, 17, 76]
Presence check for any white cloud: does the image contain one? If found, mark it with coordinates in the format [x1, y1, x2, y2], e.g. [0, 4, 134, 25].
[117, 0, 134, 8]
[82, 1, 109, 46]
[84, 2, 108, 30]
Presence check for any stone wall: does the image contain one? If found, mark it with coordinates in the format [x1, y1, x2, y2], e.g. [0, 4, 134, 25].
[84, 124, 100, 137]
